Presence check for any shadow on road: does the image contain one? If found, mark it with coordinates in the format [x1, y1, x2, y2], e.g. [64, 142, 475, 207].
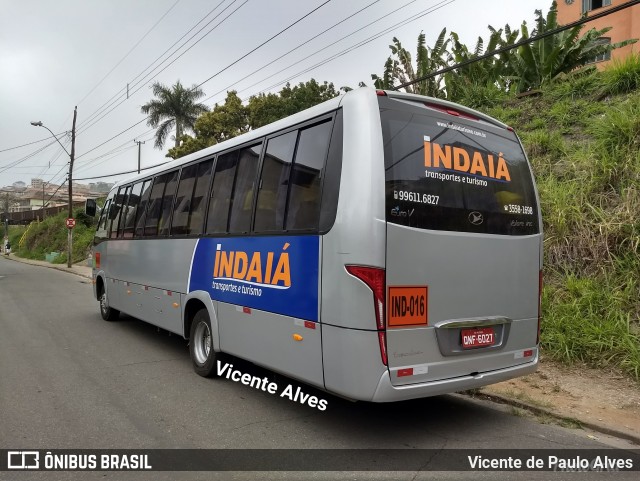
[104, 313, 541, 449]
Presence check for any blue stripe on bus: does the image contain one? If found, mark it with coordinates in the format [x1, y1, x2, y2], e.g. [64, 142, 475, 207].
[189, 236, 319, 322]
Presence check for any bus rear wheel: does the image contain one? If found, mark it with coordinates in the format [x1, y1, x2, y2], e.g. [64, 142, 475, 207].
[189, 309, 217, 377]
[99, 288, 119, 322]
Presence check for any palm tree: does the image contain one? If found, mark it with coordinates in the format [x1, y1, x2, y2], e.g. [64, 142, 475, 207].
[141, 81, 209, 150]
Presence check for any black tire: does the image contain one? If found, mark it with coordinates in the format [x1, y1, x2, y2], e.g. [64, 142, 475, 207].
[99, 286, 120, 322]
[189, 309, 217, 377]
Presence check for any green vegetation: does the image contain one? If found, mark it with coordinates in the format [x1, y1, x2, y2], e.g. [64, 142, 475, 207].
[167, 79, 339, 159]
[371, 1, 635, 103]
[141, 80, 209, 150]
[7, 225, 26, 250]
[483, 59, 640, 381]
[15, 209, 97, 265]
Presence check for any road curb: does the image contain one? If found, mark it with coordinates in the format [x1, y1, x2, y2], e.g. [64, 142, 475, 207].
[468, 391, 640, 446]
[1, 254, 92, 280]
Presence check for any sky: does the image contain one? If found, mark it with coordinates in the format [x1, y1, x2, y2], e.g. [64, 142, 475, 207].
[0, 0, 549, 189]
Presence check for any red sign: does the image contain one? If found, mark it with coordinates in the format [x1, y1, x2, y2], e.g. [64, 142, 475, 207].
[387, 286, 428, 327]
[66, 218, 76, 229]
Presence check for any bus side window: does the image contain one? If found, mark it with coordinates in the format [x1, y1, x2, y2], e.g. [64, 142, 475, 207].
[122, 182, 143, 238]
[206, 150, 239, 234]
[134, 180, 152, 237]
[254, 131, 296, 232]
[186, 159, 213, 235]
[144, 174, 169, 237]
[228, 143, 262, 234]
[107, 187, 126, 239]
[95, 199, 111, 241]
[157, 170, 179, 237]
[171, 164, 198, 236]
[116, 185, 132, 239]
[285, 120, 332, 231]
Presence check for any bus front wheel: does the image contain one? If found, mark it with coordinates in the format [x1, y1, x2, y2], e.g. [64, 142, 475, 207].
[189, 309, 217, 377]
[99, 288, 120, 322]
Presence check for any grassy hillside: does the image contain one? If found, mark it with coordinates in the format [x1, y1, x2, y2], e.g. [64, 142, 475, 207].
[485, 56, 640, 380]
[16, 208, 96, 265]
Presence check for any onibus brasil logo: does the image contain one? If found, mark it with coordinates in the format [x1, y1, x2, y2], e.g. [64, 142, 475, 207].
[212, 242, 291, 296]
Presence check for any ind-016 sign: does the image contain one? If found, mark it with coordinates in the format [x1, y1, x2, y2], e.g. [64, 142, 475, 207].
[189, 236, 320, 321]
[387, 286, 428, 327]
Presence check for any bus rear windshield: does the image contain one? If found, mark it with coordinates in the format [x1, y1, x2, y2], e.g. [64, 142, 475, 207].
[381, 102, 539, 235]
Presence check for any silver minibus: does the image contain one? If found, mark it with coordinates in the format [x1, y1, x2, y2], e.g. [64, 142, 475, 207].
[92, 87, 542, 402]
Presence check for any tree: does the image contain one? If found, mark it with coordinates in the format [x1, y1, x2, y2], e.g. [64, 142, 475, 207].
[443, 26, 519, 107]
[1, 191, 18, 215]
[508, 1, 636, 93]
[168, 79, 339, 159]
[140, 80, 209, 150]
[167, 91, 249, 159]
[248, 79, 339, 128]
[371, 29, 449, 97]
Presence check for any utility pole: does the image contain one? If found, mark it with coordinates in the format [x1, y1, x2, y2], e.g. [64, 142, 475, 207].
[3, 192, 8, 240]
[67, 106, 77, 268]
[30, 106, 77, 268]
[135, 139, 145, 174]
[42, 183, 46, 219]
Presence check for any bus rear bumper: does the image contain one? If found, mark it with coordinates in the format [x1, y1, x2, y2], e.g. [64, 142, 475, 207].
[371, 355, 538, 402]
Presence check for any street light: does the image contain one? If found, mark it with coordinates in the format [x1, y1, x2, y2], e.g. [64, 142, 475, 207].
[30, 107, 77, 268]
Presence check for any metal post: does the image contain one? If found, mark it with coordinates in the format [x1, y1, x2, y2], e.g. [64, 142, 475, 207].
[67, 107, 77, 268]
[135, 140, 145, 174]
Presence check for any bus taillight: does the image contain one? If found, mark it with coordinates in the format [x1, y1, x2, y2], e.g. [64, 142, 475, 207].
[345, 265, 387, 365]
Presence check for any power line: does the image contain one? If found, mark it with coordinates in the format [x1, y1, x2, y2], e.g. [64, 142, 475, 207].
[245, 0, 455, 99]
[77, 0, 245, 138]
[75, 119, 149, 160]
[394, 0, 640, 90]
[0, 133, 67, 154]
[74, 162, 171, 181]
[78, 0, 330, 137]
[76, 0, 232, 134]
[75, 0, 181, 108]
[76, 0, 334, 159]
[74, 132, 155, 175]
[42, 179, 68, 208]
[203, 0, 382, 103]
[0, 140, 60, 174]
[46, 163, 71, 185]
[194, 0, 334, 91]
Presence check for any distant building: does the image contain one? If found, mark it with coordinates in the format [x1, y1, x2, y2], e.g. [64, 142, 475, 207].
[2, 178, 103, 212]
[557, 0, 640, 67]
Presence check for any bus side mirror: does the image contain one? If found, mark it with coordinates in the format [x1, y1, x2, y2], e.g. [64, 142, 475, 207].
[85, 199, 97, 217]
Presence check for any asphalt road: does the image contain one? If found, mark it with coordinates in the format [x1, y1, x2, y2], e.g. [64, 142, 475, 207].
[0, 257, 637, 480]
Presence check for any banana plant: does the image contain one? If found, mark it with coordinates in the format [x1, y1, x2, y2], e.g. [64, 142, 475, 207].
[509, 0, 636, 93]
[371, 28, 449, 97]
